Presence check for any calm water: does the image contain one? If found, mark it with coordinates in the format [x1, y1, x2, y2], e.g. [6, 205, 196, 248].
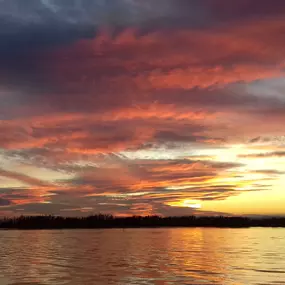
[0, 228, 285, 285]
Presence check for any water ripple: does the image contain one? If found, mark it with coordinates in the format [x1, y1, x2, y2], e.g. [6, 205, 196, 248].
[0, 228, 285, 284]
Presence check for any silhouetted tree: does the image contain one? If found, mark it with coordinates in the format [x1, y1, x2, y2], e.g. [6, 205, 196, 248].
[0, 214, 284, 229]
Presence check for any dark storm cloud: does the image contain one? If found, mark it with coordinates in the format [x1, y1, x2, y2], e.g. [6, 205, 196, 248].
[2, 1, 285, 31]
[210, 0, 285, 21]
[0, 0, 285, 120]
[0, 0, 209, 60]
[0, 188, 36, 203]
[1, 0, 285, 93]
[10, 202, 76, 215]
[0, 198, 11, 206]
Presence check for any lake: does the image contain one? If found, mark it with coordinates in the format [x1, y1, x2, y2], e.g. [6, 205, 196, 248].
[0, 228, 284, 284]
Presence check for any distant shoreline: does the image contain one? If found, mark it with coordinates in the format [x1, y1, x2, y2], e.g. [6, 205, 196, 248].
[1, 215, 285, 230]
[1, 226, 285, 231]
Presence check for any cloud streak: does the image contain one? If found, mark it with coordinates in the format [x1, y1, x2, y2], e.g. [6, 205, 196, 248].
[1, 1, 285, 216]
[240, 151, 285, 158]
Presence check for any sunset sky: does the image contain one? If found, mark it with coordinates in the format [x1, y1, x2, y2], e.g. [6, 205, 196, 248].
[1, 0, 285, 217]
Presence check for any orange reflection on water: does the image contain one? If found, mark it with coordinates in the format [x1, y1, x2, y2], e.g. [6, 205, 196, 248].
[1, 228, 285, 285]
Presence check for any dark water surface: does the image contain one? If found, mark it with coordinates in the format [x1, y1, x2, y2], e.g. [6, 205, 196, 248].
[0, 228, 285, 285]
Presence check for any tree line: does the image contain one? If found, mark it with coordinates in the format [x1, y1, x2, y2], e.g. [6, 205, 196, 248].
[0, 214, 285, 229]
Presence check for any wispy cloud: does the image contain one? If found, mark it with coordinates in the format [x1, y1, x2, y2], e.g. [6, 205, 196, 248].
[240, 151, 285, 158]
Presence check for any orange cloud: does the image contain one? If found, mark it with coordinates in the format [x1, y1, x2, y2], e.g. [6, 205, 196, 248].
[1, 10, 285, 216]
[47, 18, 285, 93]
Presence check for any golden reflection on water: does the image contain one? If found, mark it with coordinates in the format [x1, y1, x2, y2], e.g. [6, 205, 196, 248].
[0, 228, 285, 285]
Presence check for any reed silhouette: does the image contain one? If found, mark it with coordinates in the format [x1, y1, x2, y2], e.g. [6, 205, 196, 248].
[0, 215, 285, 229]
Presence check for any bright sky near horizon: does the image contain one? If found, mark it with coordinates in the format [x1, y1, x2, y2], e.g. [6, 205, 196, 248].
[1, 0, 285, 217]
